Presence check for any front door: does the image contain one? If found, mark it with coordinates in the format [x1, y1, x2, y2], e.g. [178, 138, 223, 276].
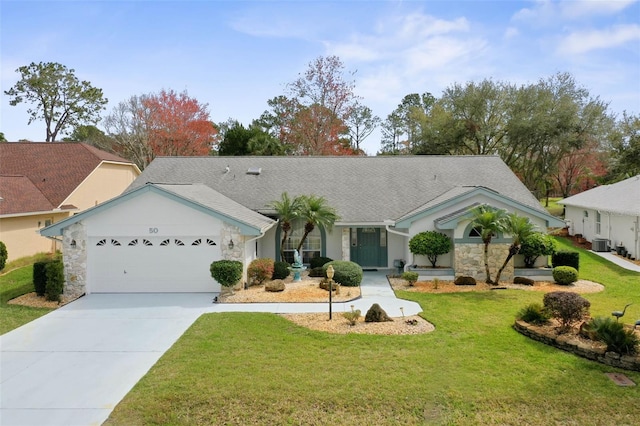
[351, 228, 387, 267]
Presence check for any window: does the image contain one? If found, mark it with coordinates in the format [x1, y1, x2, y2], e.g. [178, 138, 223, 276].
[469, 227, 482, 238]
[160, 239, 170, 246]
[96, 239, 107, 246]
[128, 239, 138, 246]
[192, 239, 202, 246]
[596, 211, 601, 235]
[174, 239, 185, 246]
[143, 239, 153, 246]
[282, 223, 321, 264]
[206, 239, 216, 246]
[111, 239, 121, 246]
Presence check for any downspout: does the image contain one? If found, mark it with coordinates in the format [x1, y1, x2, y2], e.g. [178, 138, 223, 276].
[636, 216, 639, 260]
[384, 221, 411, 271]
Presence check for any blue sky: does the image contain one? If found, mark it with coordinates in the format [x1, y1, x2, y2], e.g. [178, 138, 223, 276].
[2, 0, 639, 155]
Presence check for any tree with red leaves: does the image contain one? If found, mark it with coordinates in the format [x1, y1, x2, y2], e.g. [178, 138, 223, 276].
[553, 140, 608, 197]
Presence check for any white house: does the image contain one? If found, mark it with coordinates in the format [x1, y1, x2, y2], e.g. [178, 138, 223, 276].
[41, 156, 564, 297]
[559, 175, 640, 259]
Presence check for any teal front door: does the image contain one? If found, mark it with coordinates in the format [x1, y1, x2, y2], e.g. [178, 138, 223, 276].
[351, 228, 387, 267]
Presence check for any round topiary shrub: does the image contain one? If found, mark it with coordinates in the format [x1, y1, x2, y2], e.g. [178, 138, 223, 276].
[552, 265, 578, 285]
[0, 241, 7, 271]
[309, 256, 333, 269]
[247, 258, 274, 286]
[408, 231, 451, 267]
[322, 261, 363, 287]
[210, 260, 243, 288]
[272, 261, 290, 280]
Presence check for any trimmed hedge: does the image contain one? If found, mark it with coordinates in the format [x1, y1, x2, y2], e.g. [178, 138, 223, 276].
[552, 250, 579, 271]
[210, 260, 243, 288]
[0, 241, 7, 271]
[309, 256, 333, 269]
[45, 260, 64, 302]
[552, 266, 578, 285]
[33, 261, 51, 296]
[322, 261, 363, 287]
[272, 261, 291, 280]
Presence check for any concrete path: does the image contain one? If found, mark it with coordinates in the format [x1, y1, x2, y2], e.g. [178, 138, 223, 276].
[0, 270, 420, 426]
[590, 251, 640, 273]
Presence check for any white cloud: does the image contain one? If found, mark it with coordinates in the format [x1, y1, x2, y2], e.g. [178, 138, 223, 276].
[512, 0, 637, 24]
[504, 27, 519, 39]
[558, 24, 640, 54]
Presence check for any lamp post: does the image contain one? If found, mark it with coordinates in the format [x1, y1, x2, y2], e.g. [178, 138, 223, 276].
[326, 264, 335, 320]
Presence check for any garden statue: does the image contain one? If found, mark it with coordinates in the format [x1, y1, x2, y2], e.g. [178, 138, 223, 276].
[289, 249, 306, 282]
[293, 249, 303, 267]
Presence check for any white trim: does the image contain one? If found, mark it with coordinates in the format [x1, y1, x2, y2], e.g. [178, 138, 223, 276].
[0, 208, 77, 219]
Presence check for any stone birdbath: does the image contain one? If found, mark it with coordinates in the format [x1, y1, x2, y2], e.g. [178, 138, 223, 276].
[288, 249, 307, 282]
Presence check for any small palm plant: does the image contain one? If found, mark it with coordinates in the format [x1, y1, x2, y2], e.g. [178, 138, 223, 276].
[494, 212, 536, 284]
[469, 205, 507, 284]
[268, 192, 303, 262]
[296, 195, 339, 253]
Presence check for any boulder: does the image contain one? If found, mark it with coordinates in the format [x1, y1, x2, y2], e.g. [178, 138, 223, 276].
[265, 279, 285, 292]
[514, 276, 534, 286]
[454, 276, 476, 286]
[365, 303, 393, 323]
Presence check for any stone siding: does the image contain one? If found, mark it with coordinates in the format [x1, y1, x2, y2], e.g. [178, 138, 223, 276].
[514, 320, 640, 372]
[341, 228, 350, 261]
[454, 243, 513, 282]
[62, 222, 87, 298]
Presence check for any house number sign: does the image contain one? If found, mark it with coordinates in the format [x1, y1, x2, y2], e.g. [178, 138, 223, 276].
[149, 227, 159, 234]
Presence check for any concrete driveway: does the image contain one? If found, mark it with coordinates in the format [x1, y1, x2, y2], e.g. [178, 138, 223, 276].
[1, 293, 215, 426]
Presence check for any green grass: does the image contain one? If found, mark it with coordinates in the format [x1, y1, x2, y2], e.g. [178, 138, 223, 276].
[106, 237, 639, 426]
[540, 197, 564, 217]
[0, 254, 54, 335]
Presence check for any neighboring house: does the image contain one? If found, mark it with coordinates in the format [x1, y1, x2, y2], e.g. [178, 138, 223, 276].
[0, 142, 140, 261]
[41, 156, 564, 297]
[559, 175, 640, 259]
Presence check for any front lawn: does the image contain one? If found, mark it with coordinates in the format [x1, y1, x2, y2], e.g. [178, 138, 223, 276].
[0, 255, 54, 335]
[540, 196, 564, 217]
[106, 238, 639, 425]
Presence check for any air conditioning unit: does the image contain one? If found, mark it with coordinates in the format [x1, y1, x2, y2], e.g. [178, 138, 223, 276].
[592, 238, 608, 252]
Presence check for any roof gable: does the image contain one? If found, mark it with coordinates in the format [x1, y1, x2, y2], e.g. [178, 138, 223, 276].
[0, 142, 137, 211]
[41, 183, 274, 237]
[130, 156, 547, 224]
[559, 175, 640, 216]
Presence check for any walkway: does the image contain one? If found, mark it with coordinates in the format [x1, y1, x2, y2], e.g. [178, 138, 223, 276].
[0, 270, 419, 426]
[590, 251, 640, 273]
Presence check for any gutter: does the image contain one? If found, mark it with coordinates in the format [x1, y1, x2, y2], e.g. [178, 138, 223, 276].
[384, 220, 411, 271]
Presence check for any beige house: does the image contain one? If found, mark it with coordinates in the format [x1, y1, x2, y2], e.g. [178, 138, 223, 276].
[0, 142, 140, 262]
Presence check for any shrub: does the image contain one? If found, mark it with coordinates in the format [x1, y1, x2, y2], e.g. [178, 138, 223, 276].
[520, 233, 556, 268]
[247, 258, 274, 286]
[408, 231, 452, 267]
[309, 256, 333, 269]
[516, 303, 551, 325]
[401, 271, 419, 286]
[552, 251, 579, 271]
[210, 260, 243, 288]
[0, 241, 7, 271]
[33, 261, 51, 296]
[454, 276, 476, 286]
[308, 266, 325, 278]
[272, 261, 290, 280]
[265, 279, 285, 292]
[45, 260, 64, 302]
[543, 291, 590, 332]
[552, 266, 578, 285]
[583, 317, 639, 355]
[513, 276, 534, 286]
[343, 306, 361, 326]
[322, 261, 363, 287]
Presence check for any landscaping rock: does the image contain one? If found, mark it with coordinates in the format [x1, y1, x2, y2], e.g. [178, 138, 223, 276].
[454, 276, 476, 286]
[265, 279, 285, 292]
[319, 279, 340, 292]
[365, 303, 393, 323]
[514, 276, 534, 286]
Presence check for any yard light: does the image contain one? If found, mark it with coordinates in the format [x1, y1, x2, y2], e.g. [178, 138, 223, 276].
[327, 265, 335, 320]
[228, 239, 234, 250]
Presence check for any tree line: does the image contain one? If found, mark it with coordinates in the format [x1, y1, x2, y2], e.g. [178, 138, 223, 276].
[4, 59, 638, 196]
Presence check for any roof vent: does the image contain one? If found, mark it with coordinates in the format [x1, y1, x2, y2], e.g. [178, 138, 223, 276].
[247, 167, 262, 175]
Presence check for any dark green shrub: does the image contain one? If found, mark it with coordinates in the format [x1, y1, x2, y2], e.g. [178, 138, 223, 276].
[454, 276, 476, 286]
[247, 258, 274, 286]
[322, 261, 363, 287]
[45, 260, 64, 302]
[543, 291, 590, 332]
[552, 266, 578, 285]
[0, 241, 7, 271]
[513, 276, 534, 286]
[408, 231, 451, 267]
[33, 261, 51, 296]
[516, 303, 551, 325]
[583, 317, 639, 355]
[210, 260, 243, 288]
[552, 250, 579, 271]
[272, 261, 290, 280]
[401, 271, 419, 286]
[520, 232, 556, 267]
[308, 266, 325, 277]
[309, 256, 333, 269]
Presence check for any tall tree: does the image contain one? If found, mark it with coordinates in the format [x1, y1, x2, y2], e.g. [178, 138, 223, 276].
[379, 111, 406, 155]
[4, 62, 108, 142]
[63, 124, 114, 151]
[494, 213, 536, 284]
[605, 112, 640, 181]
[469, 205, 507, 284]
[268, 193, 303, 262]
[346, 101, 380, 152]
[217, 120, 284, 156]
[296, 195, 339, 252]
[553, 140, 607, 198]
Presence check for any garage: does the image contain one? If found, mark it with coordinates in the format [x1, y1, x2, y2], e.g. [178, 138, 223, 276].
[88, 236, 220, 293]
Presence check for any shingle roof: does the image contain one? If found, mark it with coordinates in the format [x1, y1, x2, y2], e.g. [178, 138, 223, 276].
[155, 184, 275, 233]
[0, 175, 58, 215]
[131, 156, 545, 223]
[559, 175, 640, 216]
[0, 142, 135, 213]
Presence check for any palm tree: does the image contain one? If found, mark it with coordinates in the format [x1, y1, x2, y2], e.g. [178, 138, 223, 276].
[494, 213, 536, 284]
[469, 205, 507, 284]
[296, 195, 339, 254]
[268, 192, 302, 261]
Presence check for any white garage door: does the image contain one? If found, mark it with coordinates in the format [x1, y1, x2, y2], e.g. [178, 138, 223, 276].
[88, 236, 221, 293]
